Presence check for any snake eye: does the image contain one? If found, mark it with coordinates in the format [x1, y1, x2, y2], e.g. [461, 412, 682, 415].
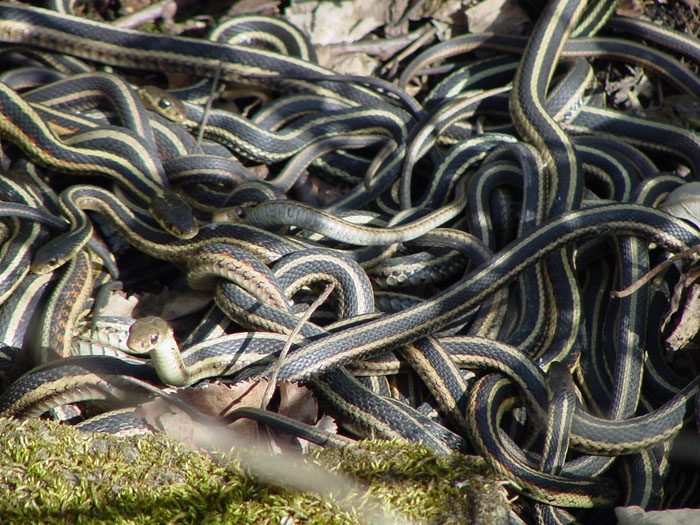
[150, 333, 159, 345]
[158, 98, 172, 109]
[235, 207, 246, 219]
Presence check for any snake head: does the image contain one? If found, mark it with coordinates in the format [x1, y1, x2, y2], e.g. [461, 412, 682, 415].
[211, 181, 284, 223]
[126, 316, 173, 356]
[138, 86, 188, 123]
[31, 237, 75, 275]
[150, 192, 199, 239]
[211, 205, 250, 223]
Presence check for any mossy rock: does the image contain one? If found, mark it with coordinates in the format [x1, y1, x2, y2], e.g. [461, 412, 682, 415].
[0, 417, 510, 524]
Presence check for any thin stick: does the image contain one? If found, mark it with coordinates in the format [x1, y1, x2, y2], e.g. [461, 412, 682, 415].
[196, 62, 223, 145]
[383, 24, 437, 79]
[114, 0, 177, 28]
[324, 27, 426, 58]
[261, 283, 335, 410]
[611, 245, 700, 298]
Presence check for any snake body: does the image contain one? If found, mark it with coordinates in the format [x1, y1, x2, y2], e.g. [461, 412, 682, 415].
[0, 0, 698, 516]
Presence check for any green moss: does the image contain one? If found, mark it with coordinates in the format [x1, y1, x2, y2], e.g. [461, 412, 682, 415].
[314, 441, 510, 524]
[0, 418, 509, 524]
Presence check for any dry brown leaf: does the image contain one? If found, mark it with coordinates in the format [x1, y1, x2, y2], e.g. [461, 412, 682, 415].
[680, 0, 700, 12]
[385, 0, 410, 37]
[154, 410, 198, 448]
[314, 414, 339, 436]
[133, 287, 212, 321]
[185, 381, 267, 415]
[99, 289, 139, 318]
[280, 383, 343, 452]
[465, 0, 528, 34]
[402, 0, 469, 27]
[301, 415, 341, 452]
[615, 0, 644, 17]
[318, 51, 379, 75]
[137, 382, 268, 449]
[227, 0, 280, 16]
[294, 172, 349, 207]
[137, 398, 193, 447]
[659, 182, 700, 229]
[160, 290, 213, 320]
[273, 382, 320, 450]
[136, 380, 330, 453]
[663, 265, 700, 352]
[278, 381, 318, 425]
[285, 0, 393, 45]
[605, 67, 652, 113]
[407, 0, 460, 23]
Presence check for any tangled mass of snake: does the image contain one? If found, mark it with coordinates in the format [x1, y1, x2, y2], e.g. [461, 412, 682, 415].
[0, 0, 699, 521]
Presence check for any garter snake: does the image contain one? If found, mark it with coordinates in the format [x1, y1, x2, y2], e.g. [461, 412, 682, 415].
[121, 324, 464, 452]
[0, 80, 198, 239]
[33, 249, 94, 365]
[272, 247, 375, 319]
[75, 407, 153, 436]
[0, 199, 116, 276]
[467, 373, 616, 507]
[0, 273, 53, 351]
[399, 34, 700, 99]
[123, 245, 457, 452]
[510, 0, 585, 379]
[535, 362, 578, 518]
[0, 0, 698, 513]
[224, 174, 471, 245]
[349, 335, 700, 456]
[0, 355, 159, 418]
[0, 2, 391, 107]
[23, 72, 161, 157]
[186, 242, 291, 311]
[607, 15, 700, 63]
[28, 185, 305, 271]
[119, 205, 697, 451]
[151, 94, 409, 165]
[121, 207, 700, 455]
[0, 3, 415, 210]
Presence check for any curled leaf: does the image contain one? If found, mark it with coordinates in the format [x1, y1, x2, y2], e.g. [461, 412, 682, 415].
[659, 182, 700, 228]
